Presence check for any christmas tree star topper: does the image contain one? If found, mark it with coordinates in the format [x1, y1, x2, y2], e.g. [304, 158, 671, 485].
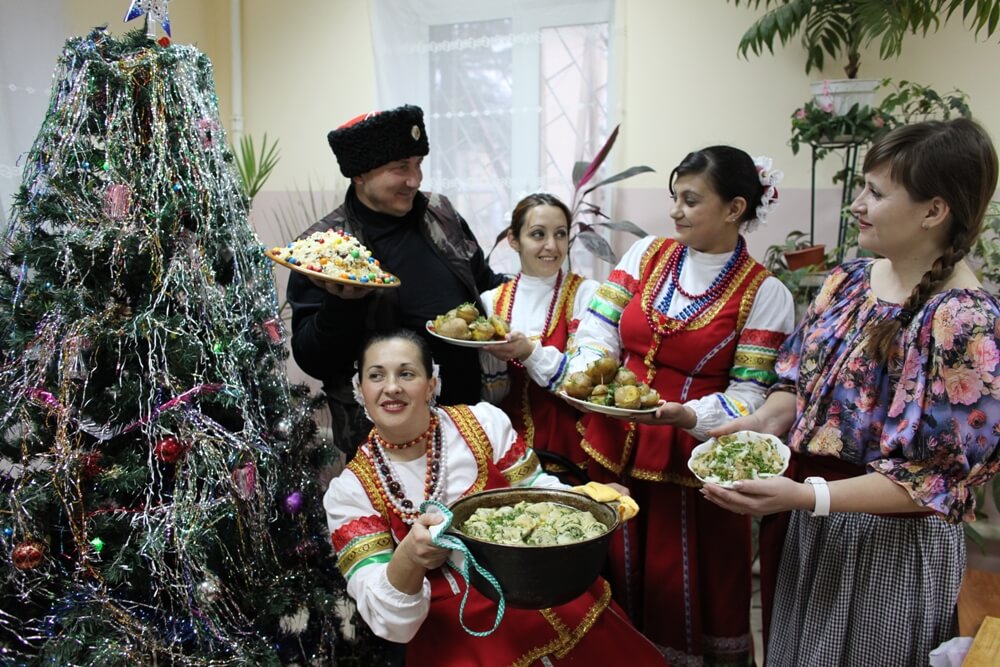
[124, 0, 172, 37]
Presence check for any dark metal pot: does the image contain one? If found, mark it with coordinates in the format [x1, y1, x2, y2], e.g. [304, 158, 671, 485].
[447, 487, 619, 609]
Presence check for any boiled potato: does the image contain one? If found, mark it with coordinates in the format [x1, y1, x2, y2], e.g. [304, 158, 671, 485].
[613, 385, 641, 409]
[614, 368, 638, 386]
[455, 303, 479, 323]
[586, 356, 619, 384]
[469, 318, 496, 341]
[437, 317, 471, 340]
[561, 371, 594, 399]
[489, 315, 509, 337]
[639, 385, 661, 408]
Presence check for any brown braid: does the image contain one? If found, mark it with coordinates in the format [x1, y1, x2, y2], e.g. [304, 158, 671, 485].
[863, 118, 998, 364]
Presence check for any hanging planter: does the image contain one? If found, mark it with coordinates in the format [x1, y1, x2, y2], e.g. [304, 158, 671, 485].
[810, 79, 879, 116]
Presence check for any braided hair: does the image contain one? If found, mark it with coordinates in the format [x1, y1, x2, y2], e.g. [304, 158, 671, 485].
[864, 118, 998, 363]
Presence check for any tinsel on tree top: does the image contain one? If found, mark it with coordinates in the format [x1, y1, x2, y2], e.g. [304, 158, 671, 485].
[0, 26, 352, 665]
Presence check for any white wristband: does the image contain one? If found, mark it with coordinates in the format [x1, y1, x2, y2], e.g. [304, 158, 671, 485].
[805, 477, 830, 517]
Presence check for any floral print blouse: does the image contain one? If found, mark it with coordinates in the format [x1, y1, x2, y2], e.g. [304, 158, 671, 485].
[774, 259, 1000, 523]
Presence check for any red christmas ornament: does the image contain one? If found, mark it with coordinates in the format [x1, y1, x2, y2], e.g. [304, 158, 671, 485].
[12, 541, 45, 570]
[79, 451, 104, 481]
[154, 435, 189, 464]
[232, 462, 257, 500]
[262, 317, 283, 344]
[158, 36, 171, 47]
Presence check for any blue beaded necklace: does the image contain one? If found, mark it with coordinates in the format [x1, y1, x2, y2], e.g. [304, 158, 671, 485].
[656, 236, 747, 318]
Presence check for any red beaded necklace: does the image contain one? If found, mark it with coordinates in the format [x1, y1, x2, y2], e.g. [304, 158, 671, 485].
[372, 413, 439, 450]
[367, 415, 446, 524]
[643, 241, 748, 338]
[503, 270, 563, 368]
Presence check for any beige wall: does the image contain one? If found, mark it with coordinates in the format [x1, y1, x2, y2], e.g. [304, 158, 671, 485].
[231, 0, 1000, 256]
[57, 1, 1000, 243]
[240, 0, 374, 190]
[64, 0, 234, 138]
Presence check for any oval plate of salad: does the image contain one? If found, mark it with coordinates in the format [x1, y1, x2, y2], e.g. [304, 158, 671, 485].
[687, 431, 790, 488]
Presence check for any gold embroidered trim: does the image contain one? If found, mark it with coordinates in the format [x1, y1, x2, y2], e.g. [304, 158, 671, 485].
[443, 405, 492, 494]
[549, 273, 583, 338]
[733, 349, 778, 369]
[520, 379, 536, 449]
[503, 450, 541, 485]
[628, 468, 702, 487]
[594, 282, 632, 309]
[347, 448, 391, 520]
[641, 243, 757, 335]
[337, 532, 393, 575]
[735, 270, 768, 332]
[507, 581, 612, 666]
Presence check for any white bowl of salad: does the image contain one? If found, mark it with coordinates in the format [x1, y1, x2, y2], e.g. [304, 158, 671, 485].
[688, 431, 790, 488]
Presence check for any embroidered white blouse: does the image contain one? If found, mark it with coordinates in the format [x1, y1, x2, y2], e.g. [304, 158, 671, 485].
[569, 236, 795, 440]
[479, 271, 600, 403]
[323, 402, 565, 642]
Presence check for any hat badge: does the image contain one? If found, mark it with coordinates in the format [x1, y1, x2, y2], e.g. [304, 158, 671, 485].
[411, 125, 421, 141]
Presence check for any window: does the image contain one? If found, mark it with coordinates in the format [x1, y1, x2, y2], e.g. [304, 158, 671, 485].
[371, 0, 614, 275]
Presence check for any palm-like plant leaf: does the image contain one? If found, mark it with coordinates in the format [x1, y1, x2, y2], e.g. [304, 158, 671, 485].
[234, 134, 280, 201]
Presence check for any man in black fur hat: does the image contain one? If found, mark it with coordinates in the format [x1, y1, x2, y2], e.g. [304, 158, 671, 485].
[286, 104, 505, 460]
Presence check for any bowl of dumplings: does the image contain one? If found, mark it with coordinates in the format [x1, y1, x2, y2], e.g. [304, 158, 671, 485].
[446, 487, 619, 609]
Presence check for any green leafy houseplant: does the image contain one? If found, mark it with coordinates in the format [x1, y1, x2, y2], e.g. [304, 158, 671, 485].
[791, 79, 972, 161]
[233, 133, 280, 201]
[789, 98, 892, 159]
[763, 231, 829, 314]
[726, 0, 1000, 79]
[489, 125, 653, 265]
[567, 125, 654, 264]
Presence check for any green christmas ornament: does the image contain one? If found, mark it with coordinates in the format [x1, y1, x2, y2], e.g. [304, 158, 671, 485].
[90, 537, 105, 553]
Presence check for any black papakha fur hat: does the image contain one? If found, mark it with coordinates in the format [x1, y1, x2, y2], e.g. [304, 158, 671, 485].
[327, 104, 429, 177]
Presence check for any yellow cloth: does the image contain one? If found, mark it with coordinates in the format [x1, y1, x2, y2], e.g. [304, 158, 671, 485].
[572, 482, 640, 521]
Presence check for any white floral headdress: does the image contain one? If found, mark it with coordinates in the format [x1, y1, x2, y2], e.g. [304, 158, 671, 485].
[751, 155, 783, 232]
[351, 362, 443, 420]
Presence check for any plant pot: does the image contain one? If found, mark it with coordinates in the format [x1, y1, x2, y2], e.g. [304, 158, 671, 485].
[810, 79, 879, 115]
[784, 244, 826, 271]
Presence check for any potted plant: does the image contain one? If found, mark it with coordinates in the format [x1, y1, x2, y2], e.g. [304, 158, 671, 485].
[488, 124, 654, 266]
[726, 0, 1000, 80]
[763, 231, 828, 318]
[771, 230, 826, 272]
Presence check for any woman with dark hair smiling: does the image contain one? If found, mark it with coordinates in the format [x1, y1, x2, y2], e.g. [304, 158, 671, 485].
[323, 329, 667, 666]
[480, 193, 600, 473]
[568, 146, 795, 664]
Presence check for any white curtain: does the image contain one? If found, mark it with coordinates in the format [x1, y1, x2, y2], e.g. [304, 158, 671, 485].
[0, 0, 68, 233]
[370, 0, 616, 278]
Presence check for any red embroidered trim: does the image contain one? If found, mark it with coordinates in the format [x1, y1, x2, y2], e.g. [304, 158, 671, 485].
[331, 514, 389, 551]
[496, 435, 528, 470]
[739, 328, 788, 348]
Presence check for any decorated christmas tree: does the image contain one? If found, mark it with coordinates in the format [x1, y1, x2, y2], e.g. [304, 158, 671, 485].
[0, 16, 379, 665]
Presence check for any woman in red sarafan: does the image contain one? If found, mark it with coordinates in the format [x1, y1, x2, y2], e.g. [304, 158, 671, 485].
[568, 146, 794, 665]
[480, 193, 600, 473]
[324, 329, 668, 666]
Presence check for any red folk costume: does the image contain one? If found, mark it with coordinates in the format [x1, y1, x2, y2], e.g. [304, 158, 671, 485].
[324, 403, 667, 667]
[571, 236, 793, 666]
[481, 271, 599, 469]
